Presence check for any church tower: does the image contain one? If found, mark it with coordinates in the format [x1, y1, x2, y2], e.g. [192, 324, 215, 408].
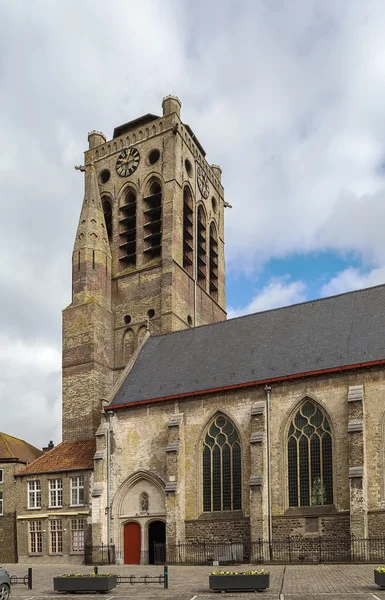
[62, 96, 227, 439]
[62, 164, 114, 441]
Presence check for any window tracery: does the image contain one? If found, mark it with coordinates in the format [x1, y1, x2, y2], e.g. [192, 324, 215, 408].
[203, 414, 241, 512]
[288, 401, 333, 507]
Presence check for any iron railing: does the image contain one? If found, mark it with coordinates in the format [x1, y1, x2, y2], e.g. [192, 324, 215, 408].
[154, 537, 385, 565]
[84, 544, 116, 565]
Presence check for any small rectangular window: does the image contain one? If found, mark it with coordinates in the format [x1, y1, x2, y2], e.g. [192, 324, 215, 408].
[50, 519, 63, 554]
[0, 492, 3, 516]
[49, 479, 63, 508]
[70, 476, 85, 506]
[71, 518, 85, 552]
[29, 520, 42, 553]
[0, 469, 3, 484]
[28, 480, 41, 509]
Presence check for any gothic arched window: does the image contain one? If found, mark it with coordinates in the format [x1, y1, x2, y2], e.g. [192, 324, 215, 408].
[203, 414, 241, 512]
[288, 401, 333, 507]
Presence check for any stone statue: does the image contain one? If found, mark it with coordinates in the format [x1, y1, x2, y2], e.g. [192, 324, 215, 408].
[140, 491, 149, 512]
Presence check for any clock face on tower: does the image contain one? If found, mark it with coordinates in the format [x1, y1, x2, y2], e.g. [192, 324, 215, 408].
[197, 165, 209, 199]
[116, 148, 140, 177]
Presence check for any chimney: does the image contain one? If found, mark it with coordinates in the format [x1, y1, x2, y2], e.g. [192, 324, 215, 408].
[43, 440, 55, 452]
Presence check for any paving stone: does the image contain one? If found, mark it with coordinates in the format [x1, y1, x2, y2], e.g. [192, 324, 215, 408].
[2, 562, 385, 599]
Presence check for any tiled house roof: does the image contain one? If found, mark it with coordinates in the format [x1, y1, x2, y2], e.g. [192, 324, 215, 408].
[0, 432, 42, 463]
[17, 440, 95, 475]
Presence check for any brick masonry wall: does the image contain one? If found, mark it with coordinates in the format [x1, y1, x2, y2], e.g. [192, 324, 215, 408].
[273, 513, 350, 539]
[0, 461, 30, 562]
[368, 510, 385, 535]
[185, 516, 251, 543]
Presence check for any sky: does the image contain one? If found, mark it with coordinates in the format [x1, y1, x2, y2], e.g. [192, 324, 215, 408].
[1, 0, 385, 448]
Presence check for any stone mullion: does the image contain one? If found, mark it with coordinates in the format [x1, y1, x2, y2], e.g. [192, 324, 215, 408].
[347, 385, 368, 551]
[249, 401, 268, 549]
[165, 414, 184, 545]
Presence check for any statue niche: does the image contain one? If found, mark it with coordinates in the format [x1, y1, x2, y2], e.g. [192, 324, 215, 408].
[140, 491, 149, 513]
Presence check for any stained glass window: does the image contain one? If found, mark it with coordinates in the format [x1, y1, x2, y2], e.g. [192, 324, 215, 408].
[288, 401, 333, 507]
[203, 415, 241, 511]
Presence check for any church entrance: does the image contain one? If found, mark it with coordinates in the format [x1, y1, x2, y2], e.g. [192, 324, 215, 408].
[148, 520, 166, 565]
[123, 522, 141, 564]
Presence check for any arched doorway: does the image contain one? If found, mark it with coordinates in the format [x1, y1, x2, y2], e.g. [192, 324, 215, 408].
[124, 522, 141, 564]
[148, 520, 166, 565]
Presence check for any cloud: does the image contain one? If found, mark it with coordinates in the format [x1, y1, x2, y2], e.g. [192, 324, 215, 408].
[1, 0, 385, 446]
[228, 276, 307, 318]
[0, 336, 61, 448]
[321, 266, 385, 297]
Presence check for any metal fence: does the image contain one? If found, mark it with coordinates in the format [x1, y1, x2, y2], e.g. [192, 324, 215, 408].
[154, 537, 385, 565]
[84, 544, 116, 565]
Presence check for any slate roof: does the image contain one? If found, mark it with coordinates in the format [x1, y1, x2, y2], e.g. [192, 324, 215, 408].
[110, 284, 385, 408]
[0, 432, 42, 463]
[17, 440, 95, 475]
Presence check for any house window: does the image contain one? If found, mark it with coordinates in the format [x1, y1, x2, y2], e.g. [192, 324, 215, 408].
[203, 414, 242, 512]
[0, 469, 3, 483]
[29, 520, 42, 553]
[71, 476, 85, 506]
[71, 518, 85, 552]
[0, 492, 3, 516]
[28, 480, 41, 508]
[288, 401, 333, 507]
[49, 479, 63, 507]
[50, 519, 63, 554]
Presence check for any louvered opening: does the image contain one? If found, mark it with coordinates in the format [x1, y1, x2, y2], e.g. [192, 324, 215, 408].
[197, 206, 206, 287]
[209, 222, 218, 300]
[119, 190, 136, 269]
[183, 186, 194, 275]
[143, 181, 162, 261]
[102, 198, 112, 242]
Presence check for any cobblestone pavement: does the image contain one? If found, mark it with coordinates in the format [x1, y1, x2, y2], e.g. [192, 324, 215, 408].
[2, 563, 385, 599]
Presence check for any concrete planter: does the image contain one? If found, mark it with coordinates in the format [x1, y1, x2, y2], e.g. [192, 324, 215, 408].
[375, 570, 385, 589]
[209, 573, 270, 592]
[53, 575, 117, 593]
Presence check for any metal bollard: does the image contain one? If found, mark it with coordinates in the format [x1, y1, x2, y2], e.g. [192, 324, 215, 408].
[163, 565, 168, 589]
[28, 568, 32, 590]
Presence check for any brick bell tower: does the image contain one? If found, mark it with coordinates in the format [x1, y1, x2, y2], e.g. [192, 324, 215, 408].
[62, 95, 227, 439]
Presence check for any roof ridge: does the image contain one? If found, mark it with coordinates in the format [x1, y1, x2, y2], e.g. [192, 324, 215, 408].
[149, 282, 385, 341]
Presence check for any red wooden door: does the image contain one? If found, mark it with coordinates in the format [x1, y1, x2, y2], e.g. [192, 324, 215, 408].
[124, 522, 141, 564]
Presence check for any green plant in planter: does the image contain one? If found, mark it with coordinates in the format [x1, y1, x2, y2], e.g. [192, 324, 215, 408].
[58, 573, 114, 577]
[374, 568, 385, 589]
[209, 569, 270, 592]
[53, 573, 117, 593]
[211, 569, 269, 576]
